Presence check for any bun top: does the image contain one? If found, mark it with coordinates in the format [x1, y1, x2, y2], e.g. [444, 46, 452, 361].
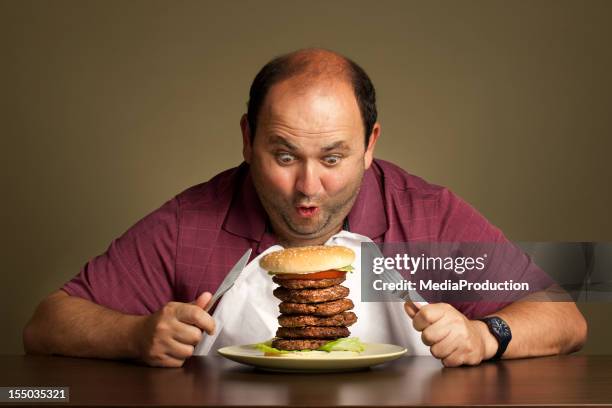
[259, 245, 355, 274]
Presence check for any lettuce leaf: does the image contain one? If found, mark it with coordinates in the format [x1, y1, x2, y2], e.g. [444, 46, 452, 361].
[255, 342, 289, 354]
[317, 337, 365, 352]
[254, 341, 310, 354]
[254, 337, 365, 354]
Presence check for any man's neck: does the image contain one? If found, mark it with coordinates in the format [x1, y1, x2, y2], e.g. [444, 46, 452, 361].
[276, 225, 344, 248]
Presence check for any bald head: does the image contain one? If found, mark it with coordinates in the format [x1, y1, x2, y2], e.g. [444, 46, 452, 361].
[277, 48, 352, 84]
[246, 48, 377, 147]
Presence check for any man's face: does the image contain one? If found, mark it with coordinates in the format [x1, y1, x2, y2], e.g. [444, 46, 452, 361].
[241, 78, 379, 245]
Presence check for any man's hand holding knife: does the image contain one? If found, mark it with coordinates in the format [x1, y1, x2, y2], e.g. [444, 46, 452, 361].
[137, 248, 252, 367]
[137, 291, 216, 368]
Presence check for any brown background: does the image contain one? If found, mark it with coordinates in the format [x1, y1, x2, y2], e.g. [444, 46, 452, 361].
[1, 0, 611, 355]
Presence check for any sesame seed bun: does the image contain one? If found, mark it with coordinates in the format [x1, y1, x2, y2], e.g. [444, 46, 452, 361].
[260, 245, 355, 274]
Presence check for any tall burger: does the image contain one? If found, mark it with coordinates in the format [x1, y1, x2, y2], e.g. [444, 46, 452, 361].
[260, 245, 361, 352]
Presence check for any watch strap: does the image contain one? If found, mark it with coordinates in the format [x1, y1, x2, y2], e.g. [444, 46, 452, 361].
[479, 316, 512, 360]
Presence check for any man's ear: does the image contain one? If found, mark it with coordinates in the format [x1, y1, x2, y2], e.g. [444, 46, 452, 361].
[240, 114, 253, 164]
[364, 122, 381, 170]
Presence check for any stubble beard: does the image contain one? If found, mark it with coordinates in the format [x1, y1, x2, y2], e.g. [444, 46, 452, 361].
[253, 171, 364, 240]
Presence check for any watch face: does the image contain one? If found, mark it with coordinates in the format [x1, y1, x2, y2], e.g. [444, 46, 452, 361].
[483, 317, 511, 359]
[490, 318, 511, 337]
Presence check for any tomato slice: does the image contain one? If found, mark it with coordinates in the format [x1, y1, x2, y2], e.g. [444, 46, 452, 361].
[274, 270, 347, 280]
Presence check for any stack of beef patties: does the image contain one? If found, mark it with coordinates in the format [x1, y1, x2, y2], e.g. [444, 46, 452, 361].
[260, 245, 357, 351]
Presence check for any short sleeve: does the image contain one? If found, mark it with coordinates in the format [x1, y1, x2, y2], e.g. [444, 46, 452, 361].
[436, 189, 555, 318]
[61, 198, 179, 315]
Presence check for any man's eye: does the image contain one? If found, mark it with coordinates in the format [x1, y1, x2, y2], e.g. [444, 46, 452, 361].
[276, 153, 295, 164]
[323, 156, 342, 166]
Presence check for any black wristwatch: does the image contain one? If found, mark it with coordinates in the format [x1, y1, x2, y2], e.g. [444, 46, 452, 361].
[479, 316, 512, 360]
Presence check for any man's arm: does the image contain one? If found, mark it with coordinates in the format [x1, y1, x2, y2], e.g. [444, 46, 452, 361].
[405, 297, 587, 367]
[486, 299, 587, 358]
[23, 290, 216, 367]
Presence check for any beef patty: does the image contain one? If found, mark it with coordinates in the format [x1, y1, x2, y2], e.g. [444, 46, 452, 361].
[271, 338, 331, 351]
[272, 276, 345, 289]
[273, 285, 349, 303]
[276, 326, 350, 339]
[279, 298, 354, 316]
[278, 312, 358, 328]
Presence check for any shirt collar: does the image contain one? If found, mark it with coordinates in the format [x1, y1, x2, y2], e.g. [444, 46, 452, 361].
[223, 163, 267, 243]
[223, 162, 388, 249]
[347, 164, 389, 239]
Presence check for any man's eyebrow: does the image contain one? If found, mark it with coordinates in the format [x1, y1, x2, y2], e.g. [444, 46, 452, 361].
[321, 141, 351, 152]
[269, 135, 298, 150]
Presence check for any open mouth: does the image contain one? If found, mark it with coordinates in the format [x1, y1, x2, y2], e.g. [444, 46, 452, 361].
[296, 206, 319, 218]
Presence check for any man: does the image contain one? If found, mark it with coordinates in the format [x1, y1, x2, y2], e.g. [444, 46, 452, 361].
[23, 48, 587, 368]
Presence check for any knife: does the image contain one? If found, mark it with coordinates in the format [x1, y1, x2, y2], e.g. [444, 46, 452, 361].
[205, 248, 252, 312]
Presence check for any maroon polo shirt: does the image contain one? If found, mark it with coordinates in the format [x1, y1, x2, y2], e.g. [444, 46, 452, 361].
[61, 159, 547, 318]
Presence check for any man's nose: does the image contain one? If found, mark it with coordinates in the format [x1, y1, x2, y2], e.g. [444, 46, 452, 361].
[295, 162, 323, 198]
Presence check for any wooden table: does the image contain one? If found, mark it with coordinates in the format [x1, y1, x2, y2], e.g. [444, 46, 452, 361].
[1, 354, 611, 406]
